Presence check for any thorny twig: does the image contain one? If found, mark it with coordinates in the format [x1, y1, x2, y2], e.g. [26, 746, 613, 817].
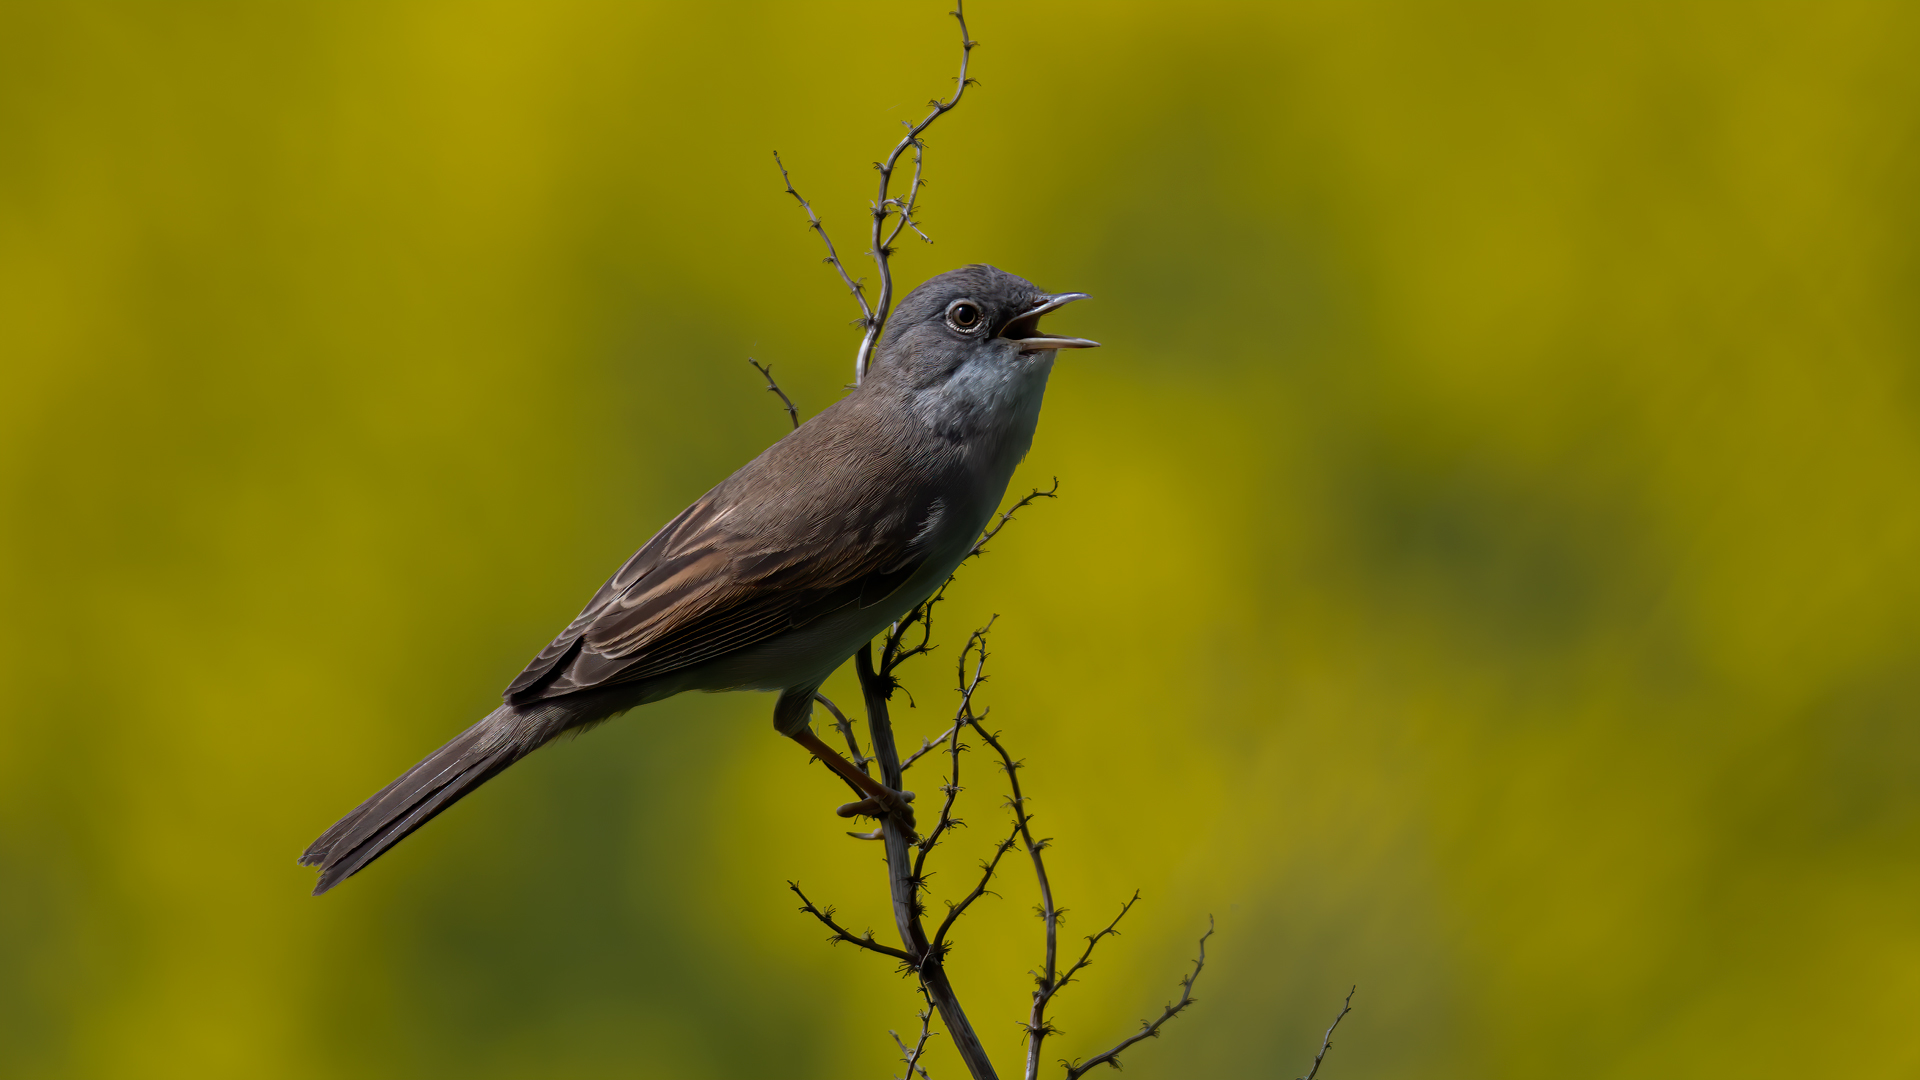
[852, 637, 999, 1078]
[909, 621, 994, 887]
[802, 606, 1226, 1080]
[911, 708, 973, 884]
[932, 824, 1022, 962]
[891, 981, 939, 1080]
[1056, 892, 1142, 1006]
[1061, 919, 1215, 1080]
[1298, 987, 1357, 1080]
[899, 720, 963, 774]
[972, 479, 1060, 558]
[774, 150, 873, 332]
[963, 702, 1061, 1080]
[880, 479, 1057, 683]
[881, 576, 950, 681]
[788, 880, 912, 963]
[746, 358, 800, 431]
[883, 135, 936, 251]
[763, 8, 1257, 1076]
[770, 2, 973, 385]
[854, 1, 977, 385]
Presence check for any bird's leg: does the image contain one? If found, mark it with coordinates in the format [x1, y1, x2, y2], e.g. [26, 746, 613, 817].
[774, 688, 917, 839]
[786, 726, 918, 841]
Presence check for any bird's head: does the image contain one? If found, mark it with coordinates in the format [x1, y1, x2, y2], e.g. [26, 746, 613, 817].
[868, 264, 1098, 395]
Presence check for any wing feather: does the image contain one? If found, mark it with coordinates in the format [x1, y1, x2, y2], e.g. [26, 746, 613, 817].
[503, 414, 944, 705]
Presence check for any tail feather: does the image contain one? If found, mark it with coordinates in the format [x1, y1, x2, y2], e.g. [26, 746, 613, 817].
[301, 705, 556, 895]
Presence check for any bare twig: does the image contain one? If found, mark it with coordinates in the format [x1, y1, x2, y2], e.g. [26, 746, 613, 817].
[1297, 987, 1356, 1080]
[1061, 919, 1215, 1080]
[881, 578, 950, 679]
[746, 358, 800, 430]
[892, 981, 939, 1079]
[913, 621, 994, 881]
[1056, 892, 1141, 1002]
[856, 643, 1000, 1079]
[774, 150, 874, 330]
[900, 720, 963, 773]
[931, 824, 1022, 961]
[972, 479, 1059, 558]
[947, 626, 1062, 1080]
[881, 480, 1057, 685]
[912, 712, 971, 883]
[855, 0, 978, 385]
[788, 880, 913, 963]
[967, 713, 1060, 1080]
[883, 131, 935, 251]
[1020, 892, 1143, 1078]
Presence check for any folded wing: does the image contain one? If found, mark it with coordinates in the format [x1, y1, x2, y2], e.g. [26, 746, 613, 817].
[504, 486, 928, 705]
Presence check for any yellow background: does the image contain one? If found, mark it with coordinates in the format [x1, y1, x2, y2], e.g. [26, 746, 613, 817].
[3, 3, 1917, 1077]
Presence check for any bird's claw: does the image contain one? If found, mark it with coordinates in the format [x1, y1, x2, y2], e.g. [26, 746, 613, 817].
[836, 786, 918, 842]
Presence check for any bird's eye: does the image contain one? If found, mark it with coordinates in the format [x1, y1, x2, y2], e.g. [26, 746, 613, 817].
[945, 300, 984, 333]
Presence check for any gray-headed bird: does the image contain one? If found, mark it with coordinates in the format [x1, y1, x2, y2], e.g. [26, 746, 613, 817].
[301, 265, 1096, 894]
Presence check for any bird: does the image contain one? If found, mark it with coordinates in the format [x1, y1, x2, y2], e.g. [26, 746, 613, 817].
[301, 264, 1097, 894]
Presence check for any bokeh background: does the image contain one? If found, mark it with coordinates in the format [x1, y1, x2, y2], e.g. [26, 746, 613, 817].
[4, 2, 1918, 1076]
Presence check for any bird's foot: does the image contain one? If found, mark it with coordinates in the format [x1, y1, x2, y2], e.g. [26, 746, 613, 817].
[836, 786, 917, 842]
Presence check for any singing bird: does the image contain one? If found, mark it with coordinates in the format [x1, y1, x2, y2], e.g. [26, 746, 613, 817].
[302, 264, 1096, 894]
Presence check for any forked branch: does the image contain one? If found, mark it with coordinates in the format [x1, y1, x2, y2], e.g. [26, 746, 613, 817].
[891, 982, 939, 1080]
[1057, 892, 1142, 1001]
[931, 824, 1022, 961]
[856, 1, 978, 384]
[774, 150, 873, 332]
[760, 9, 1254, 1077]
[1061, 919, 1215, 1080]
[768, 2, 974, 386]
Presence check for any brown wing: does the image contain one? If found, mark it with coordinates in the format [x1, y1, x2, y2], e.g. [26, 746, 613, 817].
[503, 480, 931, 706]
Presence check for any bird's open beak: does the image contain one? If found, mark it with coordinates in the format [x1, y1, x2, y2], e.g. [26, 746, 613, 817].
[1002, 292, 1100, 352]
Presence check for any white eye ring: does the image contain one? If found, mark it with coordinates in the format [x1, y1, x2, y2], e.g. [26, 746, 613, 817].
[944, 299, 986, 333]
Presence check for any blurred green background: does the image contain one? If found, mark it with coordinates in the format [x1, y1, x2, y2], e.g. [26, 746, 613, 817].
[3, 2, 1918, 1077]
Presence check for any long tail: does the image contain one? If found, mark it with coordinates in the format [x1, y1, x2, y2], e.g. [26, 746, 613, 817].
[300, 702, 573, 895]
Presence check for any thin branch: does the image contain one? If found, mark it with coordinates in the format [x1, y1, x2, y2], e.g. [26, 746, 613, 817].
[1061, 919, 1215, 1080]
[855, 0, 978, 385]
[968, 714, 1060, 1080]
[900, 720, 963, 773]
[881, 479, 1056, 684]
[881, 577, 951, 678]
[912, 711, 972, 884]
[774, 150, 874, 330]
[931, 823, 1022, 961]
[1025, 893, 1144, 1078]
[892, 981, 939, 1080]
[746, 358, 800, 430]
[788, 881, 913, 963]
[855, 644, 1000, 1079]
[1055, 892, 1141, 1001]
[972, 479, 1059, 559]
[912, 620, 994, 877]
[1297, 987, 1357, 1080]
[883, 133, 935, 251]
